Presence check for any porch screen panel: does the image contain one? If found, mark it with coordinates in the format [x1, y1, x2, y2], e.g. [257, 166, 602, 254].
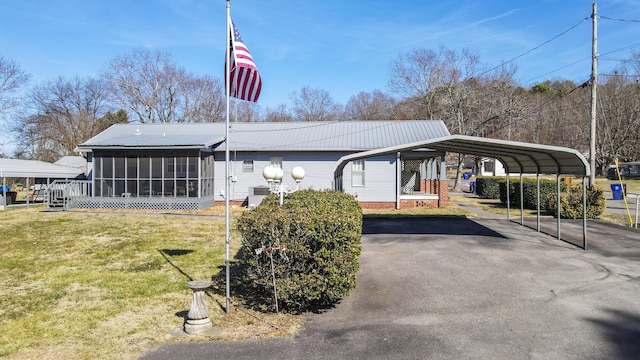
[102, 156, 113, 178]
[152, 157, 163, 195]
[200, 153, 214, 197]
[188, 156, 198, 197]
[175, 157, 187, 197]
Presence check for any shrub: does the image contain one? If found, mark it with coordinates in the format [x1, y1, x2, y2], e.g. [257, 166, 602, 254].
[545, 185, 606, 219]
[236, 189, 362, 313]
[500, 178, 568, 210]
[475, 177, 501, 199]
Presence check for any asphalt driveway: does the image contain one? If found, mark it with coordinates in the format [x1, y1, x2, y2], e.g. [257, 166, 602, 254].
[140, 216, 640, 360]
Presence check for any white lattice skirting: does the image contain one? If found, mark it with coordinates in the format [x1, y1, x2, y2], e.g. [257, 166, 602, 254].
[69, 196, 215, 211]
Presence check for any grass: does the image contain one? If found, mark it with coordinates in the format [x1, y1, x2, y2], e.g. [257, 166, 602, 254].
[0, 206, 303, 360]
[362, 205, 473, 218]
[596, 178, 640, 193]
[451, 195, 541, 217]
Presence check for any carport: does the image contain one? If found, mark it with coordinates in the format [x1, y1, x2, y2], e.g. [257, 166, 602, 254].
[334, 135, 591, 249]
[0, 158, 85, 207]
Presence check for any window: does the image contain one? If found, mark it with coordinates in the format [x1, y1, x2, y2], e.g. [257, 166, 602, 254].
[352, 159, 365, 187]
[270, 156, 283, 169]
[242, 160, 254, 172]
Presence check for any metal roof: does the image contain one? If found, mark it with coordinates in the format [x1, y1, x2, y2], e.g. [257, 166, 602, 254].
[335, 135, 590, 177]
[0, 158, 85, 179]
[75, 121, 451, 152]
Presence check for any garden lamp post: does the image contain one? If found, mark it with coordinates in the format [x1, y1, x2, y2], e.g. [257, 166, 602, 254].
[262, 165, 305, 205]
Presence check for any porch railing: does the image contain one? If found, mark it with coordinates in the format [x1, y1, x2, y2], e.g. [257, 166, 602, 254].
[45, 180, 92, 209]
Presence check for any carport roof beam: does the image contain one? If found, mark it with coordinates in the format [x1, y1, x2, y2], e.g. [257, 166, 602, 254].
[334, 135, 590, 182]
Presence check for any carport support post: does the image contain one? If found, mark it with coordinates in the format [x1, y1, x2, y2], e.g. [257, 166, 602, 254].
[506, 173, 511, 221]
[536, 174, 541, 232]
[556, 174, 561, 241]
[582, 177, 587, 249]
[396, 152, 401, 210]
[520, 173, 524, 225]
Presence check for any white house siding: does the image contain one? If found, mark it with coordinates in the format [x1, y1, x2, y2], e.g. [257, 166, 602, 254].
[214, 151, 345, 204]
[342, 154, 397, 202]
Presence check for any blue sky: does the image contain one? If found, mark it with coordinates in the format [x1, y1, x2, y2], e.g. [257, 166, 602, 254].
[2, 0, 640, 111]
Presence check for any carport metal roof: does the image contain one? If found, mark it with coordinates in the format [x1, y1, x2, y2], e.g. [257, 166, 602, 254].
[0, 158, 85, 179]
[334, 135, 590, 178]
[333, 134, 590, 250]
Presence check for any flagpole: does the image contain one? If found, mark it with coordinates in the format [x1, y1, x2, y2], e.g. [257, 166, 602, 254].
[224, 0, 231, 314]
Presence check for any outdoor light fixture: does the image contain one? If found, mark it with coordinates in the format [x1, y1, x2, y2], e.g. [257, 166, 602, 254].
[262, 165, 305, 205]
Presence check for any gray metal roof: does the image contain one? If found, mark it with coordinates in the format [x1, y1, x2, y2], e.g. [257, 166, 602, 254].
[75, 121, 451, 152]
[335, 135, 590, 177]
[0, 158, 85, 179]
[76, 124, 226, 150]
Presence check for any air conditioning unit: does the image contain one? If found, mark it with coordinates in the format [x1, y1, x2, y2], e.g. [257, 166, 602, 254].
[248, 186, 270, 208]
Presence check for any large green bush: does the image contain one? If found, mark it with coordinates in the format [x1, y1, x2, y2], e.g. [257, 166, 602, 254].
[545, 185, 606, 219]
[475, 177, 502, 199]
[236, 189, 362, 313]
[500, 178, 568, 210]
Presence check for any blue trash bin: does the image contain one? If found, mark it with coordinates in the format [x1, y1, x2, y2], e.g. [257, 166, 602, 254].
[611, 183, 626, 200]
[470, 180, 476, 193]
[463, 172, 470, 180]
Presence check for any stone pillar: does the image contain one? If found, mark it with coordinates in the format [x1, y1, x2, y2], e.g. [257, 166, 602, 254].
[184, 280, 213, 335]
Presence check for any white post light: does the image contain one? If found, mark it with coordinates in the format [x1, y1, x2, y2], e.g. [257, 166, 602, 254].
[263, 165, 305, 205]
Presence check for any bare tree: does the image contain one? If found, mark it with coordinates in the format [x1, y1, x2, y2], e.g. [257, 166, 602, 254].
[344, 90, 396, 120]
[262, 104, 294, 122]
[14, 76, 110, 161]
[290, 86, 342, 122]
[596, 73, 640, 173]
[105, 49, 186, 123]
[181, 75, 225, 123]
[229, 100, 261, 122]
[0, 55, 30, 116]
[105, 49, 225, 123]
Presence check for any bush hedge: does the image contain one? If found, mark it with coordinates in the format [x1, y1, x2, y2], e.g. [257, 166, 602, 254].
[236, 189, 362, 313]
[545, 185, 606, 219]
[499, 178, 568, 210]
[475, 177, 502, 199]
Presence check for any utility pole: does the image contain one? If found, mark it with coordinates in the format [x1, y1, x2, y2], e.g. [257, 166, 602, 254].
[589, 2, 598, 188]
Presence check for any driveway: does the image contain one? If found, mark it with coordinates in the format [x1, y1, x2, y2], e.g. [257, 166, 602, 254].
[140, 217, 640, 360]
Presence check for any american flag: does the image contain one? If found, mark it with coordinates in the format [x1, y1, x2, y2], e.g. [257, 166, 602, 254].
[226, 18, 262, 102]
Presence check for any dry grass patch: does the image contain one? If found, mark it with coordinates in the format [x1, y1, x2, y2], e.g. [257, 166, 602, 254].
[451, 195, 540, 217]
[362, 204, 472, 218]
[0, 206, 303, 360]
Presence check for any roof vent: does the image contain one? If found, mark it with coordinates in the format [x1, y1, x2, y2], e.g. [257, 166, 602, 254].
[135, 128, 141, 136]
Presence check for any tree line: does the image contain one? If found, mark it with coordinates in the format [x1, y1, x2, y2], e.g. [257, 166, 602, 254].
[1, 47, 639, 175]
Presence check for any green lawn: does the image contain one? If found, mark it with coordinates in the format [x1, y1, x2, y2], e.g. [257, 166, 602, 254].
[596, 178, 640, 193]
[0, 206, 301, 360]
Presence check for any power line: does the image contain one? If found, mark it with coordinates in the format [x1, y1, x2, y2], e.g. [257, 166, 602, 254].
[599, 15, 640, 23]
[473, 16, 590, 80]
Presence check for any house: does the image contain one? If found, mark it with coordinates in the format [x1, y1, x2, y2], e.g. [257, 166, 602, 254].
[479, 157, 506, 177]
[73, 120, 452, 210]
